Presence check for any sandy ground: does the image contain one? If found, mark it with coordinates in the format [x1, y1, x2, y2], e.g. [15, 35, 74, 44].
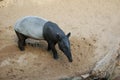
[0, 0, 120, 80]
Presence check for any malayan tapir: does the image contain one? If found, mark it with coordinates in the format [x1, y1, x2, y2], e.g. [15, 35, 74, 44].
[14, 16, 73, 62]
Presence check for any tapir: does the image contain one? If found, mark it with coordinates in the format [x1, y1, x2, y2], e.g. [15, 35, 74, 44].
[14, 16, 73, 62]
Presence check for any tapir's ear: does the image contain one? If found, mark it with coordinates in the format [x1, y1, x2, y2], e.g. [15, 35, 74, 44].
[56, 33, 62, 41]
[66, 32, 71, 38]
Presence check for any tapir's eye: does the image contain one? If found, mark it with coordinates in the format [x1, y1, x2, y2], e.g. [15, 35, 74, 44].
[59, 38, 70, 52]
[59, 42, 65, 50]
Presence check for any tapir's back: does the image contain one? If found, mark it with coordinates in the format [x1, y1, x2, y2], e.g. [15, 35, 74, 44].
[14, 16, 48, 39]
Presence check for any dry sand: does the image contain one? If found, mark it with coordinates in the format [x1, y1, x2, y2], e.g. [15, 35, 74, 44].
[0, 0, 120, 80]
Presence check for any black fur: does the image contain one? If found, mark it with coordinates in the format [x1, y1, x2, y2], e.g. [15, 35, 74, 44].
[43, 21, 72, 62]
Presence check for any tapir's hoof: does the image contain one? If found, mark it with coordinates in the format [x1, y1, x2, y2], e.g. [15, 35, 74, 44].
[47, 48, 51, 51]
[54, 56, 59, 60]
[69, 59, 73, 62]
[47, 47, 51, 51]
[19, 47, 25, 51]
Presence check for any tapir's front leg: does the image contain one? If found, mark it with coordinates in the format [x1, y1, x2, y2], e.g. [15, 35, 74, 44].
[51, 43, 58, 59]
[47, 41, 52, 51]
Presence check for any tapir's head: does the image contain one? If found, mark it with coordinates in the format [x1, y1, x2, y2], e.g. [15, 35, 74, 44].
[57, 32, 73, 62]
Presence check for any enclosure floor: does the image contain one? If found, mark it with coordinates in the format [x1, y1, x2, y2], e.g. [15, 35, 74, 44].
[0, 0, 120, 80]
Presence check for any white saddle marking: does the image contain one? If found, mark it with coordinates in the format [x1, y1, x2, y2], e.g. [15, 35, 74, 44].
[14, 16, 48, 39]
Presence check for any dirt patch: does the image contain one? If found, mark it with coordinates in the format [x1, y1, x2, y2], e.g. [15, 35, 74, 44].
[0, 36, 97, 80]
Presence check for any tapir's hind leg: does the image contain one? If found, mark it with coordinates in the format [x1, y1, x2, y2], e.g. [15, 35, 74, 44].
[15, 31, 27, 51]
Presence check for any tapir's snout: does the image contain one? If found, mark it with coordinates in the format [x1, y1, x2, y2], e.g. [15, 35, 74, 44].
[67, 54, 73, 62]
